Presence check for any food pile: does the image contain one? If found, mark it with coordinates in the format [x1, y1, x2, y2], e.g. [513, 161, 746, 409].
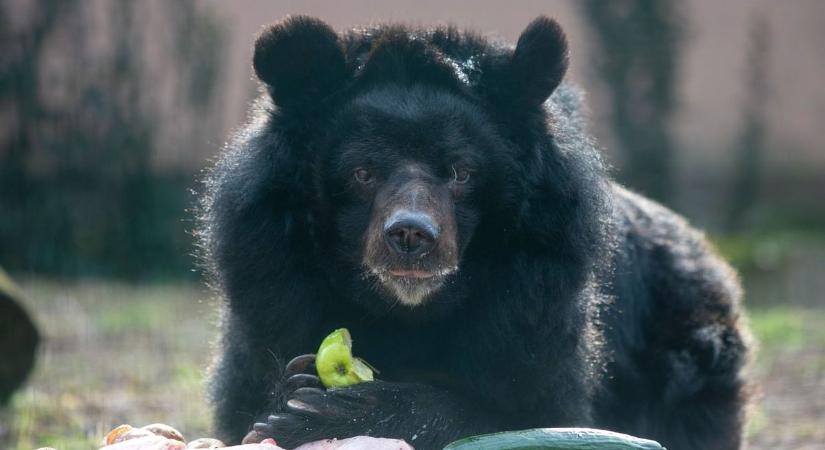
[99, 423, 269, 449]
[31, 422, 413, 450]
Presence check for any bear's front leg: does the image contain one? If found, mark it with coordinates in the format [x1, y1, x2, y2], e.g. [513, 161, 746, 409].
[246, 354, 499, 449]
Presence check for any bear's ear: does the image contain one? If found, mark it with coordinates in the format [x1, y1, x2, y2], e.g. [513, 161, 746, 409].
[507, 16, 569, 108]
[253, 16, 347, 107]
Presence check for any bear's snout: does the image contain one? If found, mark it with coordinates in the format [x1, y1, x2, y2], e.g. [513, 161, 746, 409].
[383, 210, 439, 257]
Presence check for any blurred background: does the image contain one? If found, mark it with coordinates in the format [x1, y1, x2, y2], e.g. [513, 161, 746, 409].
[1, 0, 823, 449]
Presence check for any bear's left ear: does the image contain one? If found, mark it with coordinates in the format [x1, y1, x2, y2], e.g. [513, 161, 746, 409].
[253, 16, 348, 107]
[498, 16, 569, 109]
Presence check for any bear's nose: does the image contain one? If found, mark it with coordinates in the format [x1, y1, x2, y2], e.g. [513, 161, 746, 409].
[384, 210, 439, 256]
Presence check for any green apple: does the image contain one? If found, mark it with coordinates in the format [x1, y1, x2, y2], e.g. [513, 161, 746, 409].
[316, 328, 374, 388]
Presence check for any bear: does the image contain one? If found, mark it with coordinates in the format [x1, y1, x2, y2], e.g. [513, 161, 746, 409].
[198, 15, 752, 450]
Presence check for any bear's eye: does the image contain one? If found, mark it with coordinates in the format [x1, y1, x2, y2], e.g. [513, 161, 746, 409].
[354, 168, 373, 184]
[452, 166, 471, 184]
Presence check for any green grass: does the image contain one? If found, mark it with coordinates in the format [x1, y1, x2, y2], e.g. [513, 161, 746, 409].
[750, 308, 804, 351]
[744, 307, 825, 446]
[713, 230, 825, 273]
[1, 280, 823, 449]
[748, 307, 825, 365]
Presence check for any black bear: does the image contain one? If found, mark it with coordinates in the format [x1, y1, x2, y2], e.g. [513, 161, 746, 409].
[198, 15, 752, 450]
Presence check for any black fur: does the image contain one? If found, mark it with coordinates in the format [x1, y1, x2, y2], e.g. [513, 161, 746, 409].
[199, 16, 751, 450]
[253, 16, 347, 108]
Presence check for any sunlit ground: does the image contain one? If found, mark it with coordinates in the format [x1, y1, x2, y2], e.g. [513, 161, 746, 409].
[1, 279, 824, 450]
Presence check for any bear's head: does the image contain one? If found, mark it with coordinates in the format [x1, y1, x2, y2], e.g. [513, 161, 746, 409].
[226, 16, 602, 316]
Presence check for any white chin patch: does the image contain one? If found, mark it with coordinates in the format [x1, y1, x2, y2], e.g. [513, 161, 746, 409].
[367, 266, 457, 307]
[385, 279, 439, 306]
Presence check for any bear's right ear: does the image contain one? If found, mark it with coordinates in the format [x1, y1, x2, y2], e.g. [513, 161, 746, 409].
[483, 16, 569, 110]
[253, 16, 347, 107]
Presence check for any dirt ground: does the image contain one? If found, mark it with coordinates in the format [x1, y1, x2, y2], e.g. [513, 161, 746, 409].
[0, 281, 823, 449]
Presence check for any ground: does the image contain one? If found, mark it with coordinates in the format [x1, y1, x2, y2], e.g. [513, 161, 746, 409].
[0, 282, 215, 449]
[1, 279, 823, 450]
